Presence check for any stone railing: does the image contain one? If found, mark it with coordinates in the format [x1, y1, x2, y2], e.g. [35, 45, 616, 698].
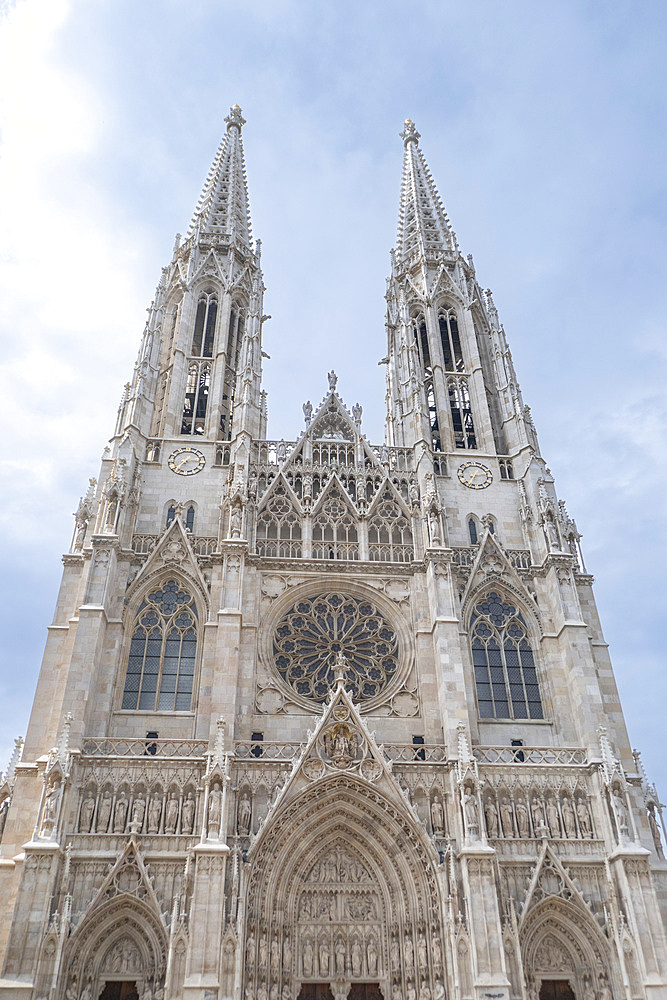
[234, 741, 303, 761]
[81, 737, 209, 759]
[382, 744, 449, 763]
[473, 746, 587, 766]
[450, 546, 532, 571]
[131, 534, 218, 557]
[368, 446, 414, 472]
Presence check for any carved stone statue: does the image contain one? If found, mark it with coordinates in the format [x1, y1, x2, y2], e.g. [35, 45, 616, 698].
[582, 979, 596, 1000]
[113, 792, 128, 833]
[417, 932, 427, 967]
[181, 791, 195, 834]
[546, 797, 561, 838]
[328, 370, 338, 390]
[419, 980, 431, 1000]
[270, 934, 280, 970]
[335, 938, 346, 974]
[612, 788, 630, 840]
[164, 792, 179, 834]
[390, 936, 400, 969]
[463, 788, 479, 836]
[404, 934, 414, 967]
[432, 936, 442, 967]
[246, 931, 255, 967]
[648, 804, 664, 857]
[515, 799, 529, 838]
[484, 798, 499, 838]
[577, 797, 592, 838]
[238, 793, 252, 836]
[500, 797, 514, 837]
[351, 938, 362, 978]
[230, 502, 243, 539]
[302, 939, 314, 978]
[367, 936, 378, 975]
[303, 401, 313, 422]
[79, 791, 95, 832]
[97, 790, 112, 832]
[259, 933, 268, 967]
[147, 793, 162, 834]
[131, 792, 146, 831]
[207, 782, 223, 837]
[598, 977, 612, 1000]
[561, 796, 576, 838]
[531, 797, 546, 835]
[40, 781, 59, 838]
[352, 402, 362, 423]
[406, 983, 416, 1000]
[318, 938, 329, 976]
[430, 794, 445, 835]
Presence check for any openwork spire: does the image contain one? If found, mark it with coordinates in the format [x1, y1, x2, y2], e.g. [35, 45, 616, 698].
[396, 119, 457, 265]
[187, 105, 253, 246]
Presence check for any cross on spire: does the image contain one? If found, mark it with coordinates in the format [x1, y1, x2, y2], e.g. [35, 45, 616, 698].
[187, 104, 254, 246]
[396, 119, 457, 265]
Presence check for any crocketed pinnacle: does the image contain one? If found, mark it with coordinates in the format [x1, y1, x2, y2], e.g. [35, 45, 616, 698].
[396, 119, 457, 265]
[187, 105, 253, 246]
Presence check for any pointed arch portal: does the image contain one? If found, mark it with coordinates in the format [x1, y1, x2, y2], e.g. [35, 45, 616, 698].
[244, 774, 447, 1000]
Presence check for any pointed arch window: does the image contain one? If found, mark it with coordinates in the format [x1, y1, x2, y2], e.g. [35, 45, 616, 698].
[255, 487, 302, 558]
[219, 304, 244, 441]
[468, 517, 478, 545]
[312, 493, 358, 560]
[369, 496, 413, 562]
[181, 361, 211, 435]
[439, 309, 464, 372]
[121, 580, 198, 712]
[471, 591, 543, 720]
[447, 375, 477, 449]
[413, 312, 441, 452]
[191, 291, 218, 357]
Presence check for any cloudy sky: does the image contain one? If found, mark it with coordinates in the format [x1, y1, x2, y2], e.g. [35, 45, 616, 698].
[0, 1, 665, 790]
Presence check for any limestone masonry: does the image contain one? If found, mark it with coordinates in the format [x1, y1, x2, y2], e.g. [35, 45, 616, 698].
[0, 107, 665, 1000]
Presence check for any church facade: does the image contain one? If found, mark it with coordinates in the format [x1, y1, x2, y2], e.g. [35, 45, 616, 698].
[0, 107, 666, 1000]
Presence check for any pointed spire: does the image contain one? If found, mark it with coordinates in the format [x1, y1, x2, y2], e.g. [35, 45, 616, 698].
[396, 119, 457, 265]
[187, 105, 253, 246]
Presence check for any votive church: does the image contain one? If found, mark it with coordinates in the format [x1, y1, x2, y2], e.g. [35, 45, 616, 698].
[1, 108, 666, 1000]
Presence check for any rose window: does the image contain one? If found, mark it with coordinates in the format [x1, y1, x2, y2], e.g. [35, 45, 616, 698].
[273, 592, 399, 703]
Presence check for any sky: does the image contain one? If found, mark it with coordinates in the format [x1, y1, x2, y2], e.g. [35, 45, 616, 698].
[0, 0, 665, 791]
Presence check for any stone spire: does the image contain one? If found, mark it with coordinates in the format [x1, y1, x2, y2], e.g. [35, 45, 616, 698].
[396, 119, 457, 265]
[187, 105, 253, 246]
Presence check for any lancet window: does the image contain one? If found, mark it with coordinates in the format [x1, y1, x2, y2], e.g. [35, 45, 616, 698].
[448, 375, 477, 449]
[312, 493, 359, 560]
[413, 312, 442, 451]
[471, 591, 543, 720]
[121, 579, 198, 712]
[191, 291, 218, 357]
[255, 487, 302, 558]
[166, 504, 195, 532]
[368, 497, 413, 562]
[219, 303, 244, 441]
[439, 308, 464, 371]
[181, 361, 211, 435]
[468, 517, 478, 545]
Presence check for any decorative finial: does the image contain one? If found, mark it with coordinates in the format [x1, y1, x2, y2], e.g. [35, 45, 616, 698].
[225, 105, 246, 131]
[400, 119, 421, 145]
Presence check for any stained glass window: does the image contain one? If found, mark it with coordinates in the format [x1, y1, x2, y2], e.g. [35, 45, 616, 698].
[273, 592, 399, 703]
[122, 579, 198, 712]
[471, 591, 543, 720]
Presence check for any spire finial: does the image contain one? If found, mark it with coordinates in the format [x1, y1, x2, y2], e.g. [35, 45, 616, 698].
[400, 119, 421, 145]
[225, 104, 246, 131]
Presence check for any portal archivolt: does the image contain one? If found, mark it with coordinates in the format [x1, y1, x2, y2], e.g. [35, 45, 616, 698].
[244, 775, 446, 1000]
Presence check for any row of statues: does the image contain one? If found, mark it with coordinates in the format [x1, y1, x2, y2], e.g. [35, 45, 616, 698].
[484, 790, 594, 840]
[300, 933, 379, 979]
[78, 786, 197, 835]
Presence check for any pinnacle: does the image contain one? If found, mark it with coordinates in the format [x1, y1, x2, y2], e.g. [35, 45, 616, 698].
[186, 104, 253, 245]
[395, 120, 457, 265]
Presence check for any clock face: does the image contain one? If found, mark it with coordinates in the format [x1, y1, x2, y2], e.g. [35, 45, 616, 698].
[457, 461, 493, 490]
[168, 447, 206, 477]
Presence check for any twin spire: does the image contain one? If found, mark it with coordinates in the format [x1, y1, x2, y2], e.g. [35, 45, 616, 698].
[188, 108, 456, 265]
[396, 118, 458, 265]
[187, 105, 253, 246]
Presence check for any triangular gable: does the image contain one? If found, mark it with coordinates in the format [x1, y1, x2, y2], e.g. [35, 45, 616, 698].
[308, 391, 356, 442]
[366, 478, 413, 520]
[427, 261, 466, 306]
[460, 529, 539, 629]
[310, 473, 359, 518]
[129, 516, 209, 601]
[256, 472, 303, 516]
[248, 672, 424, 859]
[520, 842, 590, 924]
[84, 837, 162, 918]
[189, 247, 229, 289]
